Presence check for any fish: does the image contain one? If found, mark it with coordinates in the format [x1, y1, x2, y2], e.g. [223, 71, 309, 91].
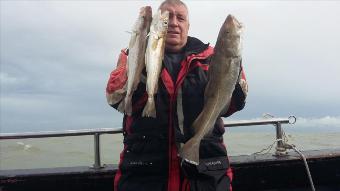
[142, 9, 169, 118]
[122, 6, 153, 115]
[180, 15, 244, 165]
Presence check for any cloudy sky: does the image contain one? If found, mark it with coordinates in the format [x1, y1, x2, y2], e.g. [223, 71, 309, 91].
[1, 1, 339, 133]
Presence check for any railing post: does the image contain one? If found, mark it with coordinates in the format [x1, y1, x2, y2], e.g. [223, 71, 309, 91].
[93, 133, 103, 169]
[275, 122, 288, 156]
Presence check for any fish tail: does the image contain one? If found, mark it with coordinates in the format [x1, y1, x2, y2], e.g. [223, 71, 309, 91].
[142, 97, 156, 118]
[124, 95, 133, 116]
[180, 136, 201, 165]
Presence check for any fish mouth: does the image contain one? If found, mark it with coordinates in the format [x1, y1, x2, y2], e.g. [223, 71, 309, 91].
[226, 14, 242, 29]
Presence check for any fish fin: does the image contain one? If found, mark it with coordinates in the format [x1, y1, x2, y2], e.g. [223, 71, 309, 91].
[142, 97, 156, 118]
[180, 136, 200, 166]
[125, 30, 139, 34]
[152, 36, 158, 50]
[220, 101, 231, 117]
[124, 95, 133, 116]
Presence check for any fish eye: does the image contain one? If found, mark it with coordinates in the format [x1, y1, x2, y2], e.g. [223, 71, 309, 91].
[164, 21, 168, 25]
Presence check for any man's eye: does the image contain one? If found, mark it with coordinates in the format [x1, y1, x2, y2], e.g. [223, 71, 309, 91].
[178, 17, 185, 21]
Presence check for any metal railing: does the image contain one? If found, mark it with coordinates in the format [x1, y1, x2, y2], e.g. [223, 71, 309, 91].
[0, 116, 296, 169]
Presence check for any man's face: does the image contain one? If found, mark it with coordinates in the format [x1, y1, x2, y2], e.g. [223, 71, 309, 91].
[160, 3, 189, 53]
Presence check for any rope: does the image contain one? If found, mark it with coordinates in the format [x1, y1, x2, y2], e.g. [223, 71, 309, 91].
[282, 129, 315, 190]
[252, 139, 283, 155]
[286, 144, 316, 191]
[252, 129, 316, 191]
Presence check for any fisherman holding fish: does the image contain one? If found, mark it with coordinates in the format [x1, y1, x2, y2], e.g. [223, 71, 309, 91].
[106, 0, 248, 191]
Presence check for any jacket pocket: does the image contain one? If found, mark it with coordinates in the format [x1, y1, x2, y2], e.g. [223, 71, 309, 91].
[182, 156, 231, 191]
[121, 134, 168, 175]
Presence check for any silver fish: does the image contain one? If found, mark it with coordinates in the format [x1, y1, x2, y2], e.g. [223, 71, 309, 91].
[122, 6, 152, 115]
[180, 15, 243, 165]
[142, 10, 169, 118]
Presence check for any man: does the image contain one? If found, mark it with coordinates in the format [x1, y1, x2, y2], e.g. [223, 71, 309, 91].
[106, 0, 248, 191]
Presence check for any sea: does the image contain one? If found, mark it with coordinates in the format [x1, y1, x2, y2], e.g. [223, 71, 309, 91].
[1, 121, 340, 171]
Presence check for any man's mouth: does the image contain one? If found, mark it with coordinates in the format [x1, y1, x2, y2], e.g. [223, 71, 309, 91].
[168, 31, 180, 35]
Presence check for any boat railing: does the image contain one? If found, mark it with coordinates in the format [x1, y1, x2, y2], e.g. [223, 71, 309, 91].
[0, 116, 296, 170]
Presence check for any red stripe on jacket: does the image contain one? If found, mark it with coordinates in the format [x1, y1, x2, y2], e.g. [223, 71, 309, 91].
[161, 46, 214, 191]
[106, 49, 128, 94]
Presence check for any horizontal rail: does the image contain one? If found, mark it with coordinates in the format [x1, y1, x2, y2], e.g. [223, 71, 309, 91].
[0, 117, 295, 140]
[0, 128, 123, 140]
[224, 116, 295, 127]
[0, 116, 296, 169]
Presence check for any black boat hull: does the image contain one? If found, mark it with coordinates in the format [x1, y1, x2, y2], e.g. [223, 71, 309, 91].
[1, 149, 340, 191]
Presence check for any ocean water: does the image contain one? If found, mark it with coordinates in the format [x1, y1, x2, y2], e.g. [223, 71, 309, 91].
[1, 130, 340, 170]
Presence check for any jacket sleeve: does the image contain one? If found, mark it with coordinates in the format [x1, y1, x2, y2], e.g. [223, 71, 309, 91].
[106, 49, 128, 110]
[222, 65, 248, 117]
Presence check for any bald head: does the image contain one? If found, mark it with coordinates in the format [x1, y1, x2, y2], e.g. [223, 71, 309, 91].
[159, 0, 188, 12]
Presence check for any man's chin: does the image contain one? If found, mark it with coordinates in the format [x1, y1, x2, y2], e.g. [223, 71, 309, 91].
[166, 38, 180, 45]
[165, 44, 183, 53]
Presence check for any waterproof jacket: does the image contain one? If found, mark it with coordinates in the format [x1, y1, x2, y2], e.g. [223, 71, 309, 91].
[106, 37, 248, 191]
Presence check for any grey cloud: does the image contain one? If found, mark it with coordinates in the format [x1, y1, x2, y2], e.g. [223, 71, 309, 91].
[1, 1, 340, 133]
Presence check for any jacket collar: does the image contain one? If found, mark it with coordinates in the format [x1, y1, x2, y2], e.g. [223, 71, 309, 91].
[183, 36, 210, 56]
[164, 36, 210, 57]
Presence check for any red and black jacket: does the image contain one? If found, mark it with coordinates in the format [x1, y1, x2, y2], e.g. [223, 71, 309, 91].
[106, 37, 247, 191]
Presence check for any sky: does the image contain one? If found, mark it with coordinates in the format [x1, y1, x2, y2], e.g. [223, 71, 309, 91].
[1, 0, 340, 133]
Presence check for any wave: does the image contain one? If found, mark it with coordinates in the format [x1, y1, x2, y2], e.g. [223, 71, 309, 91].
[296, 116, 340, 126]
[293, 116, 340, 131]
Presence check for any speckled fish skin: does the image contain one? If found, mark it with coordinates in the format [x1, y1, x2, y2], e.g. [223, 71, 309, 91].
[122, 6, 152, 115]
[142, 10, 169, 118]
[180, 15, 243, 165]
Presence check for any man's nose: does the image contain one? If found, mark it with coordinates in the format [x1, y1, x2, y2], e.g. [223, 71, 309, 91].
[169, 16, 178, 27]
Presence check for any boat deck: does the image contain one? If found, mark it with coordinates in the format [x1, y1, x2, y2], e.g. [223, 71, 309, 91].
[1, 149, 340, 191]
